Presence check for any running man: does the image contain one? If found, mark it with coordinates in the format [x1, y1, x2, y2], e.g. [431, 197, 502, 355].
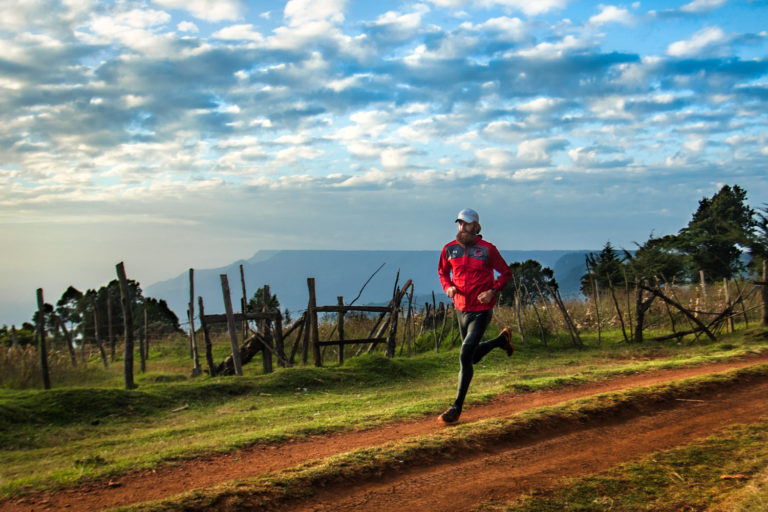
[437, 208, 514, 424]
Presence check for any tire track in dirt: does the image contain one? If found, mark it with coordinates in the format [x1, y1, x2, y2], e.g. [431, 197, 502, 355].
[3, 352, 768, 512]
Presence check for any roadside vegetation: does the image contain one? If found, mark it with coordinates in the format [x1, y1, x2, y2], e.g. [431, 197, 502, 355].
[1, 322, 767, 502]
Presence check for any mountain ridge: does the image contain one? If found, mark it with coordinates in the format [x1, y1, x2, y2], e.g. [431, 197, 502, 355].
[144, 249, 595, 322]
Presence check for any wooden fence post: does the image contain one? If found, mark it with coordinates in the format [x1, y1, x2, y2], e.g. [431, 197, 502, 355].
[36, 288, 51, 390]
[302, 309, 310, 365]
[139, 314, 146, 373]
[144, 306, 149, 359]
[307, 278, 321, 367]
[107, 294, 115, 362]
[189, 269, 201, 376]
[762, 261, 768, 326]
[261, 284, 273, 374]
[431, 291, 438, 352]
[55, 315, 78, 368]
[116, 262, 135, 389]
[240, 264, 248, 337]
[723, 278, 734, 333]
[198, 297, 216, 376]
[337, 296, 345, 365]
[220, 274, 243, 376]
[92, 300, 109, 369]
[274, 309, 285, 367]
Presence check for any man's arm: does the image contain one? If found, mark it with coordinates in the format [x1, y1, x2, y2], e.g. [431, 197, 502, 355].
[438, 245, 456, 296]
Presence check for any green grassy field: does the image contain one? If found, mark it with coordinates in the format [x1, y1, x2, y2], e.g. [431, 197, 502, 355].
[2, 324, 768, 508]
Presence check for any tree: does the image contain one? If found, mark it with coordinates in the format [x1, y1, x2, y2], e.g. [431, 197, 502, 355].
[247, 287, 280, 314]
[500, 260, 557, 306]
[624, 235, 687, 283]
[0, 323, 36, 346]
[749, 205, 768, 325]
[56, 286, 84, 335]
[674, 184, 755, 282]
[581, 242, 626, 296]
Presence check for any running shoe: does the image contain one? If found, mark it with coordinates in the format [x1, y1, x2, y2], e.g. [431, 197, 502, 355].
[500, 328, 514, 356]
[438, 405, 460, 424]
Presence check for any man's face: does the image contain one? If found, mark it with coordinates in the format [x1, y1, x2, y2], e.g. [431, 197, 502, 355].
[456, 220, 478, 244]
[457, 220, 475, 234]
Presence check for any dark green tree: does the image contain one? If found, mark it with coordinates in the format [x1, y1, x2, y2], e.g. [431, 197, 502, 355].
[247, 287, 280, 313]
[624, 235, 687, 283]
[0, 323, 36, 346]
[674, 184, 755, 282]
[581, 242, 626, 296]
[500, 259, 557, 306]
[56, 286, 84, 334]
[748, 205, 768, 270]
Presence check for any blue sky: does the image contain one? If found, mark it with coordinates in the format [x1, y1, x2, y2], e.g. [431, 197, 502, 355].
[2, 0, 767, 326]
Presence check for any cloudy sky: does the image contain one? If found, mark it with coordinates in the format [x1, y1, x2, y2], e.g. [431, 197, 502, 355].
[2, 0, 768, 325]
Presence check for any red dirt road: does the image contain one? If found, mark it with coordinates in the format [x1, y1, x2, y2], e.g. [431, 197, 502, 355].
[4, 353, 768, 512]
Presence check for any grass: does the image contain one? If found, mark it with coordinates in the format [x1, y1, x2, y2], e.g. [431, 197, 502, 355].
[1, 325, 767, 500]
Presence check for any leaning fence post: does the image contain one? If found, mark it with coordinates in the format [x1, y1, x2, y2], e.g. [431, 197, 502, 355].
[220, 274, 243, 376]
[92, 300, 109, 369]
[723, 278, 734, 333]
[116, 262, 135, 389]
[198, 296, 216, 376]
[36, 288, 51, 389]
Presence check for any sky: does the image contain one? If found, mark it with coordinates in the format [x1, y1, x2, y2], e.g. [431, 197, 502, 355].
[2, 0, 768, 326]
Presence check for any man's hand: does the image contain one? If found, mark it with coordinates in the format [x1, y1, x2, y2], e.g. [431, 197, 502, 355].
[477, 289, 496, 304]
[446, 286, 457, 298]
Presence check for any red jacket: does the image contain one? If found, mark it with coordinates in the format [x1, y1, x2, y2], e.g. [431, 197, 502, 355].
[438, 236, 511, 312]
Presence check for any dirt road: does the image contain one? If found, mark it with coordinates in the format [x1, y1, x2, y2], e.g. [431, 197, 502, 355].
[4, 353, 768, 512]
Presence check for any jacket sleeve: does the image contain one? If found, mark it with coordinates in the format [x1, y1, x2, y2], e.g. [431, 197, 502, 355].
[489, 246, 511, 292]
[438, 246, 454, 292]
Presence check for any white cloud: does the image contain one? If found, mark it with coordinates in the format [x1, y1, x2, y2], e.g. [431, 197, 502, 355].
[517, 138, 554, 163]
[683, 137, 706, 153]
[177, 21, 199, 33]
[274, 145, 324, 166]
[152, 0, 243, 22]
[374, 4, 429, 33]
[283, 0, 347, 26]
[212, 24, 264, 42]
[475, 147, 511, 167]
[461, 16, 527, 42]
[680, 0, 727, 13]
[84, 9, 179, 56]
[589, 96, 632, 120]
[324, 74, 369, 92]
[589, 5, 634, 26]
[397, 119, 437, 144]
[428, 0, 567, 16]
[517, 97, 562, 113]
[667, 26, 727, 57]
[514, 34, 590, 59]
[381, 147, 410, 169]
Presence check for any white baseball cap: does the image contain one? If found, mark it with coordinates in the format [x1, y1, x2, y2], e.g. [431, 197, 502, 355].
[456, 208, 479, 223]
